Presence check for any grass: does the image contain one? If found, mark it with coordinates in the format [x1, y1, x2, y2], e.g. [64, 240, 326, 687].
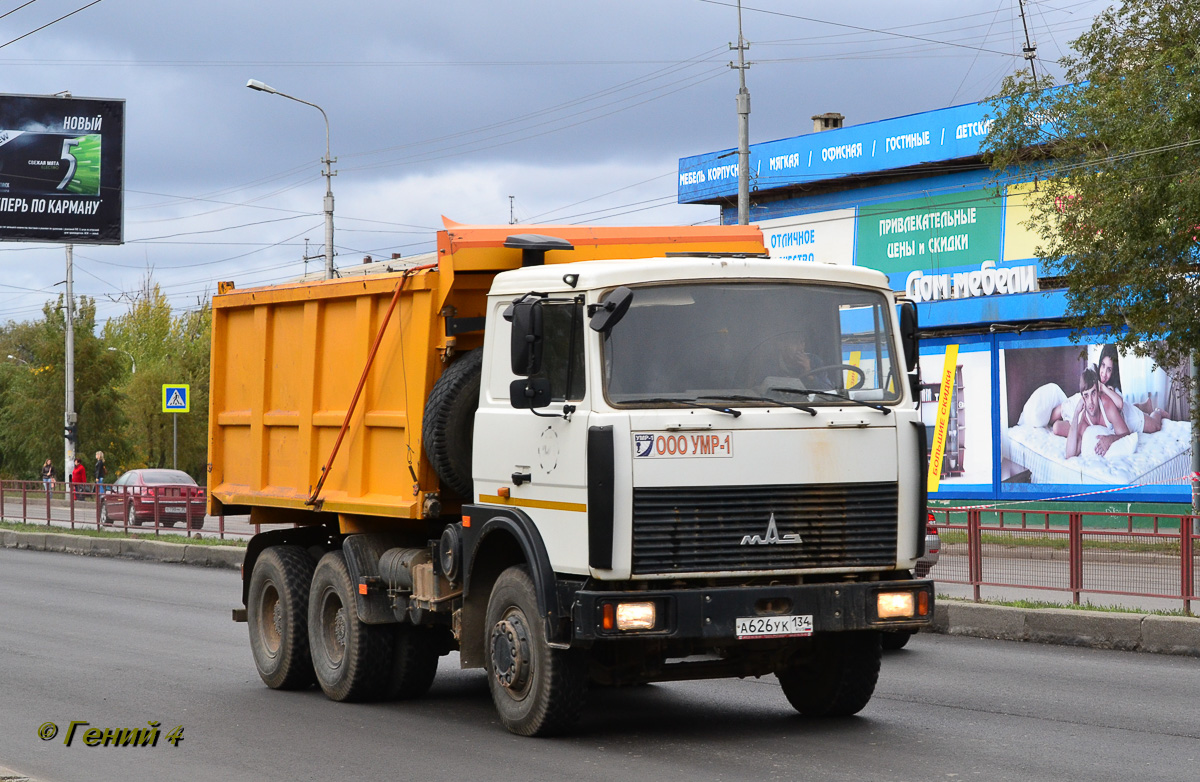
[937, 593, 1192, 618]
[939, 529, 1183, 556]
[0, 519, 247, 547]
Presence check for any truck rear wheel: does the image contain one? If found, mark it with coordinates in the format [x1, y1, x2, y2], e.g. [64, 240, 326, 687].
[485, 565, 586, 736]
[777, 631, 882, 717]
[247, 546, 316, 690]
[422, 349, 482, 499]
[308, 551, 393, 703]
[386, 624, 440, 700]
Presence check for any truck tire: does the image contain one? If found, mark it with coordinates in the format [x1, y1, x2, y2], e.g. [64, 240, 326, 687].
[777, 631, 882, 717]
[422, 349, 482, 499]
[485, 565, 586, 736]
[308, 551, 394, 703]
[247, 546, 316, 690]
[881, 630, 913, 650]
[386, 624, 440, 700]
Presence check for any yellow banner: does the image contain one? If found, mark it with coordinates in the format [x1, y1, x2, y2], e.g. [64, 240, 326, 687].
[927, 344, 959, 492]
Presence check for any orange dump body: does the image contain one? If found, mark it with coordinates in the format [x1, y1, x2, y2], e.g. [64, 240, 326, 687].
[207, 219, 765, 528]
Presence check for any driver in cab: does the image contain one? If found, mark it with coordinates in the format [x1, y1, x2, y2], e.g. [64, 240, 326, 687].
[741, 330, 833, 390]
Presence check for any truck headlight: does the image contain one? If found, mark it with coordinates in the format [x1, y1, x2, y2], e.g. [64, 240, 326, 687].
[615, 601, 656, 631]
[877, 591, 915, 619]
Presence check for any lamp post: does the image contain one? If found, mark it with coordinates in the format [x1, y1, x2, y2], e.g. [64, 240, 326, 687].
[107, 346, 136, 374]
[246, 79, 336, 280]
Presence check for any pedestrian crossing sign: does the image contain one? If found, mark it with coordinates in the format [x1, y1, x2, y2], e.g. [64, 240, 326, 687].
[162, 384, 190, 413]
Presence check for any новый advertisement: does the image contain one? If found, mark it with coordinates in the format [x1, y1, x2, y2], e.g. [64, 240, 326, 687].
[0, 93, 125, 244]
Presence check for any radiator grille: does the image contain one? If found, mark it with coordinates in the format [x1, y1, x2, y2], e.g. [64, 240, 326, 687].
[631, 482, 898, 575]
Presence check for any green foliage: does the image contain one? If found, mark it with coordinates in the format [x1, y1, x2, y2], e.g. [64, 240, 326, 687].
[983, 0, 1200, 384]
[0, 278, 211, 484]
[102, 282, 211, 479]
[0, 297, 127, 480]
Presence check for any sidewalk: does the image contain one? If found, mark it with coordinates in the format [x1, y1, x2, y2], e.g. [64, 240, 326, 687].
[2, 527, 1198, 658]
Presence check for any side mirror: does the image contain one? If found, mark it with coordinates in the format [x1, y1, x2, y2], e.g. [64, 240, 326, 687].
[588, 286, 633, 333]
[510, 299, 544, 376]
[899, 301, 919, 373]
[510, 377, 552, 410]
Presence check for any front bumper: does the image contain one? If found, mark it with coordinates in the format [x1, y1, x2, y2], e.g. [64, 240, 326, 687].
[571, 579, 933, 641]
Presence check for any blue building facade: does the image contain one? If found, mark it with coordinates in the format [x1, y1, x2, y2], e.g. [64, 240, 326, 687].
[678, 102, 1193, 504]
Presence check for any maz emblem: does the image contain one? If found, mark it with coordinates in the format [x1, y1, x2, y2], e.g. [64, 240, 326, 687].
[740, 513, 801, 546]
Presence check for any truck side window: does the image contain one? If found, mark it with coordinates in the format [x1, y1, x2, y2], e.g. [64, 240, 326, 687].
[534, 301, 585, 401]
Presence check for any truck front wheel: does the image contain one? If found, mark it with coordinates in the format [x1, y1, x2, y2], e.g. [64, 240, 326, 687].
[308, 551, 393, 702]
[485, 565, 586, 736]
[777, 631, 882, 717]
[247, 546, 316, 690]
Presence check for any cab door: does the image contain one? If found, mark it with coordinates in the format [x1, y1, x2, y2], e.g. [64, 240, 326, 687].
[473, 297, 593, 575]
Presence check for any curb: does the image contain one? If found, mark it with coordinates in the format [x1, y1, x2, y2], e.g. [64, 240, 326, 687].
[3, 528, 1197, 658]
[929, 599, 1200, 657]
[0, 528, 244, 571]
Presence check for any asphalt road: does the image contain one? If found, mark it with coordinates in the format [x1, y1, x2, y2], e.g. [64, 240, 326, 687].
[0, 548, 1196, 782]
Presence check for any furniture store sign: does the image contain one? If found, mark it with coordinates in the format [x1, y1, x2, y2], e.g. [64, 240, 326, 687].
[905, 260, 1040, 303]
[756, 208, 855, 264]
[855, 189, 1002, 275]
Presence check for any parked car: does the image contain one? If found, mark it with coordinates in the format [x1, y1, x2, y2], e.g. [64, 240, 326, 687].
[102, 469, 206, 529]
[883, 512, 941, 650]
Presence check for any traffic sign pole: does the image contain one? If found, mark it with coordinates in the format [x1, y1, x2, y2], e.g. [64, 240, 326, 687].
[161, 384, 190, 471]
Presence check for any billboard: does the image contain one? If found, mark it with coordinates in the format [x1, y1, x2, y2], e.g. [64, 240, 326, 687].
[0, 94, 124, 244]
[918, 338, 994, 496]
[999, 338, 1193, 489]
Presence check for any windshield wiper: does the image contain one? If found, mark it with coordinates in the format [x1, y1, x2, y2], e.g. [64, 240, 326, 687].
[698, 394, 817, 416]
[769, 386, 891, 415]
[614, 397, 741, 417]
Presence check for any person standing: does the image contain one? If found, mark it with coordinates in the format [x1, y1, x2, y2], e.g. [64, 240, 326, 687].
[94, 451, 107, 496]
[70, 458, 87, 502]
[41, 458, 54, 490]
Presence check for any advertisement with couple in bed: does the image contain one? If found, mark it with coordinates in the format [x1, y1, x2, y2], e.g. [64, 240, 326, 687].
[1003, 343, 1192, 486]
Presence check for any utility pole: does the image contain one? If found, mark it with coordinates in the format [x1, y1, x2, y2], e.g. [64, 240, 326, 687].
[64, 243, 76, 482]
[509, 195, 516, 225]
[731, 0, 752, 225]
[1017, 0, 1039, 87]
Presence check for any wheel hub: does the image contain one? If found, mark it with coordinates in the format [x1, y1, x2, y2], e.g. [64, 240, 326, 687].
[272, 600, 283, 637]
[489, 614, 531, 693]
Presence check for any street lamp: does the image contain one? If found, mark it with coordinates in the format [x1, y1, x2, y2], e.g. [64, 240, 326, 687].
[107, 346, 136, 374]
[246, 78, 336, 280]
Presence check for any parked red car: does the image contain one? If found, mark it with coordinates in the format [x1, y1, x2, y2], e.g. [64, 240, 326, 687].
[102, 469, 206, 529]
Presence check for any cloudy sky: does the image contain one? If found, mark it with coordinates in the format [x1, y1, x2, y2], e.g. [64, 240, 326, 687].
[0, 0, 1111, 325]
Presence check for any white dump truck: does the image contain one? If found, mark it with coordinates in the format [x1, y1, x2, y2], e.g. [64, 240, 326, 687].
[211, 222, 932, 736]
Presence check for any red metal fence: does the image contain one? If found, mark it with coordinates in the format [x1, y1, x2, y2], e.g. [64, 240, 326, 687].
[0, 479, 251, 540]
[931, 507, 1199, 615]
[4, 478, 1197, 613]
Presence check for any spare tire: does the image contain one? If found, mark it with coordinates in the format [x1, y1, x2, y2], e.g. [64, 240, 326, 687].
[422, 349, 483, 499]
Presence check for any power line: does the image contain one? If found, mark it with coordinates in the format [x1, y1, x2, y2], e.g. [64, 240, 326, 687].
[0, 0, 105, 51]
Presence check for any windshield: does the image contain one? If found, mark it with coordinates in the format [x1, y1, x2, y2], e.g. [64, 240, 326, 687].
[602, 281, 902, 407]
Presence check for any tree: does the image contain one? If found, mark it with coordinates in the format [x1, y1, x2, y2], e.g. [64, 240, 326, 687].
[983, 0, 1200, 379]
[0, 297, 129, 480]
[101, 280, 211, 479]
